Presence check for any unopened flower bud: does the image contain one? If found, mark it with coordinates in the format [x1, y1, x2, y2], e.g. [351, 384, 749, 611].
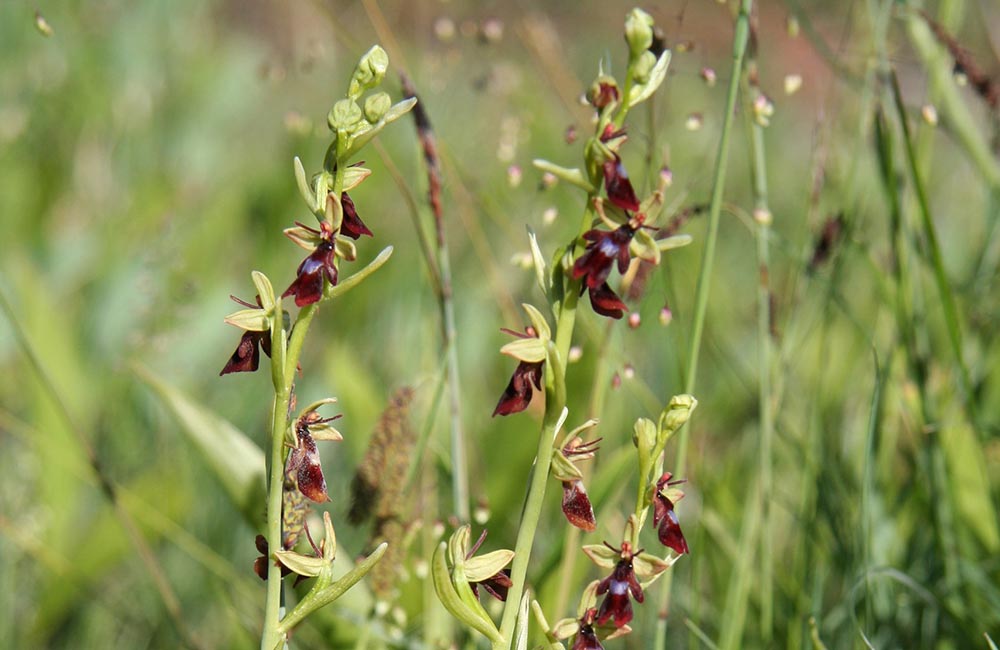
[349, 45, 389, 98]
[700, 67, 717, 87]
[363, 92, 391, 123]
[686, 113, 704, 131]
[784, 74, 803, 96]
[659, 303, 673, 326]
[628, 312, 641, 329]
[661, 394, 697, 434]
[921, 104, 938, 126]
[587, 76, 620, 109]
[624, 8, 655, 56]
[632, 51, 657, 84]
[328, 99, 363, 131]
[507, 164, 522, 188]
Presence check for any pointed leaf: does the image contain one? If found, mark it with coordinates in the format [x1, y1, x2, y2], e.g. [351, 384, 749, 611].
[134, 366, 265, 528]
[431, 543, 502, 643]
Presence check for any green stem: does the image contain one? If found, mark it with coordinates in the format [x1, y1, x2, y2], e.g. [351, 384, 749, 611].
[261, 151, 346, 650]
[657, 2, 752, 648]
[743, 64, 774, 643]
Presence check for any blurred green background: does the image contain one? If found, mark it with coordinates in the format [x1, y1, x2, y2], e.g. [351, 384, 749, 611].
[2, 1, 999, 648]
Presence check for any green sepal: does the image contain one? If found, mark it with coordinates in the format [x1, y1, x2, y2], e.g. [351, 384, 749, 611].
[658, 234, 692, 251]
[224, 308, 270, 332]
[334, 235, 357, 262]
[627, 50, 671, 109]
[624, 514, 640, 547]
[630, 228, 661, 264]
[521, 303, 552, 341]
[577, 580, 600, 618]
[464, 549, 515, 583]
[284, 224, 323, 251]
[251, 271, 276, 312]
[582, 544, 618, 569]
[294, 156, 317, 212]
[500, 337, 547, 363]
[325, 246, 393, 300]
[532, 159, 596, 192]
[551, 617, 580, 641]
[326, 191, 344, 232]
[431, 542, 503, 643]
[342, 166, 372, 192]
[273, 549, 327, 578]
[633, 551, 671, 581]
[551, 449, 583, 482]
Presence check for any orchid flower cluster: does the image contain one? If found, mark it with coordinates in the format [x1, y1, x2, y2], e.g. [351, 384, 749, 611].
[218, 45, 415, 650]
[433, 9, 699, 650]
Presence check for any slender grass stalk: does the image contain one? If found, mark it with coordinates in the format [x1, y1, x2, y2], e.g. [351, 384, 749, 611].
[742, 59, 775, 643]
[888, 70, 976, 429]
[717, 479, 761, 650]
[657, 2, 752, 647]
[0, 287, 204, 650]
[402, 76, 470, 523]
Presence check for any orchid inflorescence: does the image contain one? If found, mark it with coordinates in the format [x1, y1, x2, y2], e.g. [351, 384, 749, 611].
[217, 44, 415, 649]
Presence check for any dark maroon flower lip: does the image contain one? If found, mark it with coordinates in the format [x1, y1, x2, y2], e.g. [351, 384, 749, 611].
[595, 542, 644, 628]
[571, 609, 605, 650]
[282, 222, 338, 307]
[653, 473, 689, 555]
[562, 480, 597, 531]
[493, 360, 544, 416]
[602, 156, 641, 212]
[339, 192, 373, 239]
[587, 282, 628, 319]
[220, 295, 272, 376]
[573, 224, 637, 289]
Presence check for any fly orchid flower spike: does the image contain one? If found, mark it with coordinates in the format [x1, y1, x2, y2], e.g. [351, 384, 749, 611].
[493, 303, 552, 416]
[286, 399, 344, 503]
[653, 472, 689, 555]
[551, 413, 601, 531]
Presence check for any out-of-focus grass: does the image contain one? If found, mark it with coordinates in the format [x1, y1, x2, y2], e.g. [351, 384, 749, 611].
[1, 1, 998, 648]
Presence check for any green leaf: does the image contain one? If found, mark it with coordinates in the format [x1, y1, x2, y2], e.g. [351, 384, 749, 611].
[134, 366, 266, 528]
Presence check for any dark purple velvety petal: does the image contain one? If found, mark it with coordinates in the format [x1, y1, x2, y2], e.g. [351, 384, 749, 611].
[603, 157, 640, 212]
[288, 429, 329, 503]
[561, 480, 597, 531]
[220, 331, 263, 375]
[492, 361, 544, 416]
[571, 624, 604, 650]
[588, 283, 628, 319]
[340, 193, 373, 239]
